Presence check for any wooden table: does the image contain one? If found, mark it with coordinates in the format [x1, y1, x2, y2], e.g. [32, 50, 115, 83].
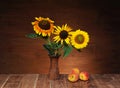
[0, 74, 120, 88]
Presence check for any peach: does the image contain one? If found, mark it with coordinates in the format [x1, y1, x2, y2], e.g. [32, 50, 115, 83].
[79, 71, 89, 81]
[68, 73, 79, 82]
[71, 68, 80, 75]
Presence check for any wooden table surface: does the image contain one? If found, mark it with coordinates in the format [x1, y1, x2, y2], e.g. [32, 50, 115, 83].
[0, 74, 120, 88]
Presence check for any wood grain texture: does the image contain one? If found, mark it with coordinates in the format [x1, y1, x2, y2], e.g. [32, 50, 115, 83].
[3, 74, 23, 88]
[36, 74, 50, 88]
[0, 74, 10, 88]
[18, 74, 39, 88]
[0, 74, 120, 88]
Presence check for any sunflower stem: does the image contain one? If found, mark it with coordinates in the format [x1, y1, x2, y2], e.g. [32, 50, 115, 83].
[45, 37, 51, 45]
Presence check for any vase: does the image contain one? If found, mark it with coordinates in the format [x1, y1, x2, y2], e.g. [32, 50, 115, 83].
[48, 55, 60, 80]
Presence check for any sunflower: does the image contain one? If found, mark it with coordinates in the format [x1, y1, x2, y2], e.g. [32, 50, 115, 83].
[70, 29, 89, 49]
[31, 17, 54, 37]
[53, 24, 72, 44]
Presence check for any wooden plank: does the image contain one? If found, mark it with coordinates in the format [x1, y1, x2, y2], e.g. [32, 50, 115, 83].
[17, 74, 39, 88]
[0, 74, 120, 88]
[60, 75, 68, 88]
[67, 79, 81, 88]
[91, 74, 120, 88]
[3, 74, 24, 88]
[0, 74, 10, 88]
[36, 74, 50, 88]
[109, 74, 120, 88]
[50, 75, 67, 88]
[99, 74, 120, 88]
[80, 81, 90, 88]
[87, 78, 98, 88]
[91, 74, 108, 88]
[113, 74, 120, 82]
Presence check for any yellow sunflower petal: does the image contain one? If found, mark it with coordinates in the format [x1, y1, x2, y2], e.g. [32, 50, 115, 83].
[35, 17, 40, 21]
[46, 18, 54, 23]
[31, 22, 35, 25]
[38, 17, 42, 20]
[63, 24, 68, 30]
[53, 36, 59, 40]
[42, 32, 47, 36]
[56, 38, 61, 43]
[61, 39, 63, 44]
[65, 38, 70, 44]
[48, 33, 51, 36]
[53, 36, 61, 43]
[54, 28, 60, 34]
[58, 26, 62, 31]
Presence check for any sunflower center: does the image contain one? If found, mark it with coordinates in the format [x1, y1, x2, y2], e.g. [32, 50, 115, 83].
[38, 20, 50, 30]
[60, 30, 68, 39]
[75, 34, 84, 44]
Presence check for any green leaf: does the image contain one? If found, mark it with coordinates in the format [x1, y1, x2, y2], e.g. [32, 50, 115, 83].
[56, 43, 62, 49]
[63, 45, 72, 57]
[43, 44, 55, 55]
[26, 33, 38, 38]
[51, 42, 62, 49]
[43, 44, 51, 51]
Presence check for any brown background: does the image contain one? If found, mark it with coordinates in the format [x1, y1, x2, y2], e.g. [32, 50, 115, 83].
[0, 0, 119, 74]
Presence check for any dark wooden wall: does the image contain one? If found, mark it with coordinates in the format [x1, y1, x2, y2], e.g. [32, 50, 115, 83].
[0, 0, 119, 74]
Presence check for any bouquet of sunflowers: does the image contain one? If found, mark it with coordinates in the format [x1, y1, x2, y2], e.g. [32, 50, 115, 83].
[27, 17, 90, 58]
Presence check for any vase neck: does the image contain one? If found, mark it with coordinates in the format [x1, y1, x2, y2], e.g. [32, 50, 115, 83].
[48, 54, 61, 58]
